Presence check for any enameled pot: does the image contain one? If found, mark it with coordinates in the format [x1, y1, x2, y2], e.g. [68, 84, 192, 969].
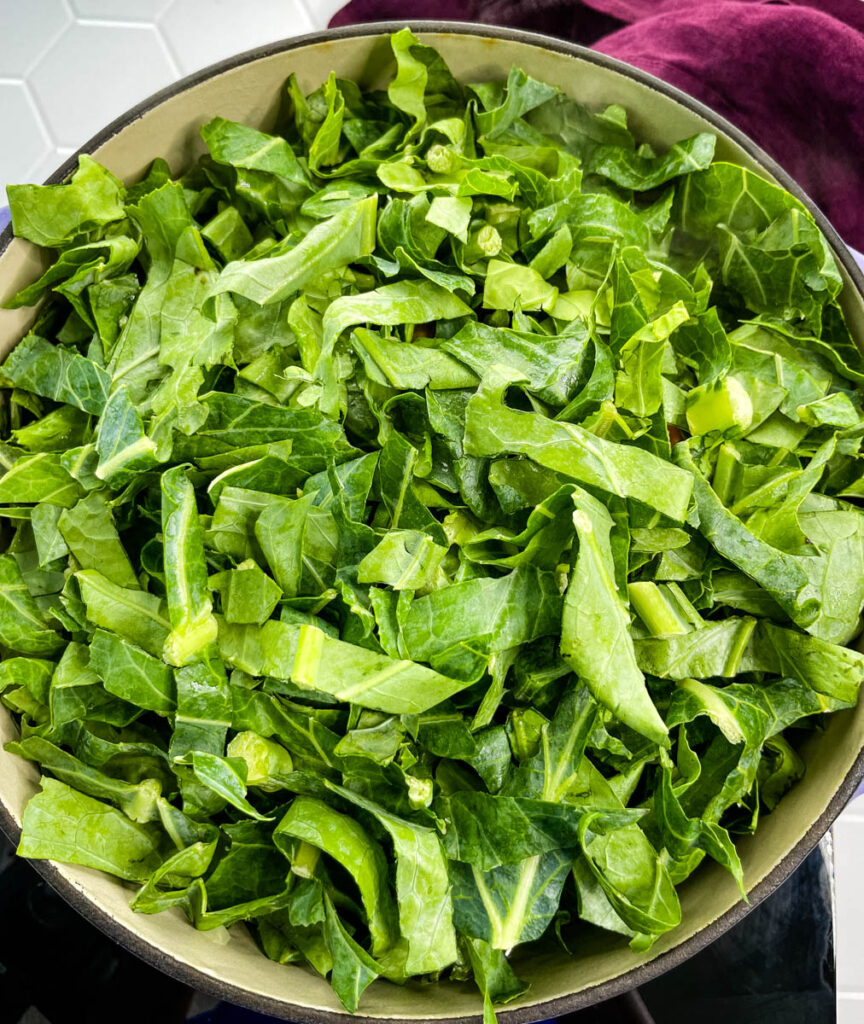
[1, 22, 863, 1023]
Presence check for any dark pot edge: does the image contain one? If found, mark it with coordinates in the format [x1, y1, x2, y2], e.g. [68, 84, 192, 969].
[1, 18, 863, 1024]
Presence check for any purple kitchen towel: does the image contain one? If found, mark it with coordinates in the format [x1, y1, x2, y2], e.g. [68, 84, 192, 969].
[330, 0, 864, 252]
[0, 207, 9, 233]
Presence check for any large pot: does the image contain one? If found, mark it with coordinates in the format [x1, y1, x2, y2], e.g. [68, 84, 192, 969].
[1, 21, 862, 1024]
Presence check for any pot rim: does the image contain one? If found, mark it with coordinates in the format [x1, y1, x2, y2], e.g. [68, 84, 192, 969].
[0, 19, 862, 1024]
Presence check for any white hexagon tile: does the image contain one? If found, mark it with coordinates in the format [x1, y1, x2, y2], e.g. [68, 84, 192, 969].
[0, 0, 348, 200]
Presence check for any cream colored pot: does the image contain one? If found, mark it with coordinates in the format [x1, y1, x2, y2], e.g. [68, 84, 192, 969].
[0, 22, 862, 1024]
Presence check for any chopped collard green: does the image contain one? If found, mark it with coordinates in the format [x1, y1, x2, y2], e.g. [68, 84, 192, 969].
[2, 27, 864, 1017]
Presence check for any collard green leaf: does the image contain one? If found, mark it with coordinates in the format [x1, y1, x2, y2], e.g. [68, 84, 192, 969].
[275, 796, 397, 957]
[324, 783, 457, 974]
[0, 452, 82, 506]
[676, 163, 840, 328]
[178, 751, 271, 820]
[588, 132, 715, 190]
[13, 405, 90, 456]
[614, 302, 690, 417]
[291, 623, 471, 714]
[8, 235, 138, 320]
[227, 731, 294, 790]
[130, 838, 218, 916]
[89, 629, 175, 715]
[667, 678, 771, 750]
[210, 560, 282, 625]
[561, 491, 668, 746]
[201, 205, 253, 261]
[207, 453, 303, 504]
[577, 813, 681, 939]
[651, 750, 744, 895]
[230, 689, 340, 770]
[76, 569, 169, 656]
[174, 392, 356, 463]
[796, 507, 864, 645]
[636, 616, 864, 706]
[758, 735, 805, 812]
[464, 937, 528, 1024]
[400, 567, 562, 677]
[202, 117, 308, 187]
[1, 334, 110, 414]
[452, 849, 572, 952]
[170, 655, 231, 760]
[476, 66, 559, 140]
[503, 683, 598, 802]
[462, 485, 577, 571]
[107, 182, 196, 400]
[375, 430, 449, 546]
[388, 28, 432, 136]
[482, 259, 557, 313]
[254, 494, 315, 598]
[7, 156, 125, 248]
[675, 442, 817, 629]
[18, 778, 163, 881]
[7, 736, 161, 823]
[350, 327, 478, 391]
[323, 892, 381, 1013]
[442, 320, 588, 406]
[357, 530, 448, 590]
[207, 196, 377, 307]
[0, 554, 64, 655]
[183, 836, 293, 916]
[160, 465, 218, 666]
[0, 657, 54, 700]
[58, 493, 138, 588]
[441, 790, 639, 870]
[49, 640, 139, 729]
[95, 387, 162, 487]
[326, 280, 469, 344]
[671, 307, 731, 385]
[465, 367, 693, 521]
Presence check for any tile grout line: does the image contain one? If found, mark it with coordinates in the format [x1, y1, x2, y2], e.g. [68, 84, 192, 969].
[20, 150, 58, 189]
[19, 9, 74, 83]
[22, 78, 79, 154]
[17, 81, 53, 150]
[152, 23, 182, 80]
[71, 17, 159, 29]
[292, 0, 321, 31]
[153, 24, 187, 80]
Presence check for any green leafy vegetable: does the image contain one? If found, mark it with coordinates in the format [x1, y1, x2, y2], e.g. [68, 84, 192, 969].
[3, 28, 863, 1020]
[6, 156, 125, 248]
[17, 778, 163, 881]
[0, 554, 64, 655]
[562, 490, 668, 746]
[275, 796, 397, 957]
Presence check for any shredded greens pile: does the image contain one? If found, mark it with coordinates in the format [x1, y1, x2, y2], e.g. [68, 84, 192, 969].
[2, 27, 864, 1018]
